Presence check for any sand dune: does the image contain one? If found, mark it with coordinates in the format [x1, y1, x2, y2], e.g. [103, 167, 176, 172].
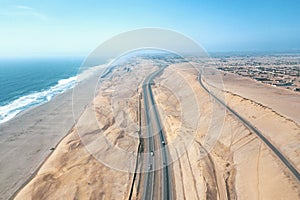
[13, 61, 300, 199]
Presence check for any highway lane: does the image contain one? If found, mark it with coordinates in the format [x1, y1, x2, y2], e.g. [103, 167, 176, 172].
[148, 81, 172, 200]
[198, 73, 300, 181]
[142, 66, 173, 200]
[142, 82, 156, 200]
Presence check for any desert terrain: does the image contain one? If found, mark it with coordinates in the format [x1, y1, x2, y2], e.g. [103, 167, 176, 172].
[13, 55, 300, 199]
[0, 65, 105, 200]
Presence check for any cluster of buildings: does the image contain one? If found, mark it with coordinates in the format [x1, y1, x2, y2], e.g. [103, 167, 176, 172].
[214, 55, 300, 92]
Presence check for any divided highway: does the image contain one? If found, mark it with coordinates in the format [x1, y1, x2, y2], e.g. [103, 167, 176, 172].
[198, 74, 300, 181]
[142, 66, 173, 200]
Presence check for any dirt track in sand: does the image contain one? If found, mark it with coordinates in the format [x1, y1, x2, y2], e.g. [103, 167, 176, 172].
[153, 64, 300, 199]
[14, 60, 300, 200]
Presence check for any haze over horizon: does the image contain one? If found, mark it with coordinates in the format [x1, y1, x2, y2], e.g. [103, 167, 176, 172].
[0, 0, 299, 57]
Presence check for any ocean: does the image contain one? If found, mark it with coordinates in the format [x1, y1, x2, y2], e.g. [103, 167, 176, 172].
[0, 57, 83, 124]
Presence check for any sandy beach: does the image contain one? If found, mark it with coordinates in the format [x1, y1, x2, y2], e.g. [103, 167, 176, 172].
[0, 66, 104, 200]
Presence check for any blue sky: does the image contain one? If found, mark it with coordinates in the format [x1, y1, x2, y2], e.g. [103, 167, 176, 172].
[0, 0, 299, 57]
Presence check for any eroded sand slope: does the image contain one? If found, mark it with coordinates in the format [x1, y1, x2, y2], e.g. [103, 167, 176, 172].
[15, 60, 300, 200]
[154, 64, 300, 199]
[14, 59, 158, 200]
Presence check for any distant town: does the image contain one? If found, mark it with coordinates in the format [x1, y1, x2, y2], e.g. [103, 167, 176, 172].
[212, 54, 300, 92]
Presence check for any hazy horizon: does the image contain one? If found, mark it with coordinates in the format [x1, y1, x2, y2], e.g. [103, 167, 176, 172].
[0, 0, 299, 57]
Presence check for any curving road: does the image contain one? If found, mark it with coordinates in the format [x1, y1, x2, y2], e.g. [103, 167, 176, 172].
[142, 66, 173, 200]
[198, 74, 300, 181]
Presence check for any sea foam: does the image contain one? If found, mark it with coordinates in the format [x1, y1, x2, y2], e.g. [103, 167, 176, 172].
[0, 75, 77, 124]
[0, 64, 106, 124]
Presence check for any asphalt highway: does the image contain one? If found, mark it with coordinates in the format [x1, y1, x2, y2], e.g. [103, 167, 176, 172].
[142, 66, 173, 200]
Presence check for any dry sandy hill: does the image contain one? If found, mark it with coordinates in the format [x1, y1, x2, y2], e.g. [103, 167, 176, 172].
[14, 61, 300, 200]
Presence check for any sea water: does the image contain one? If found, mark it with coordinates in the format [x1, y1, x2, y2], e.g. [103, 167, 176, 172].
[0, 57, 83, 124]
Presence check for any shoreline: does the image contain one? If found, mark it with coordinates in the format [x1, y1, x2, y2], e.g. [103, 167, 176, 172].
[0, 66, 104, 200]
[1, 88, 73, 126]
[9, 123, 76, 200]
